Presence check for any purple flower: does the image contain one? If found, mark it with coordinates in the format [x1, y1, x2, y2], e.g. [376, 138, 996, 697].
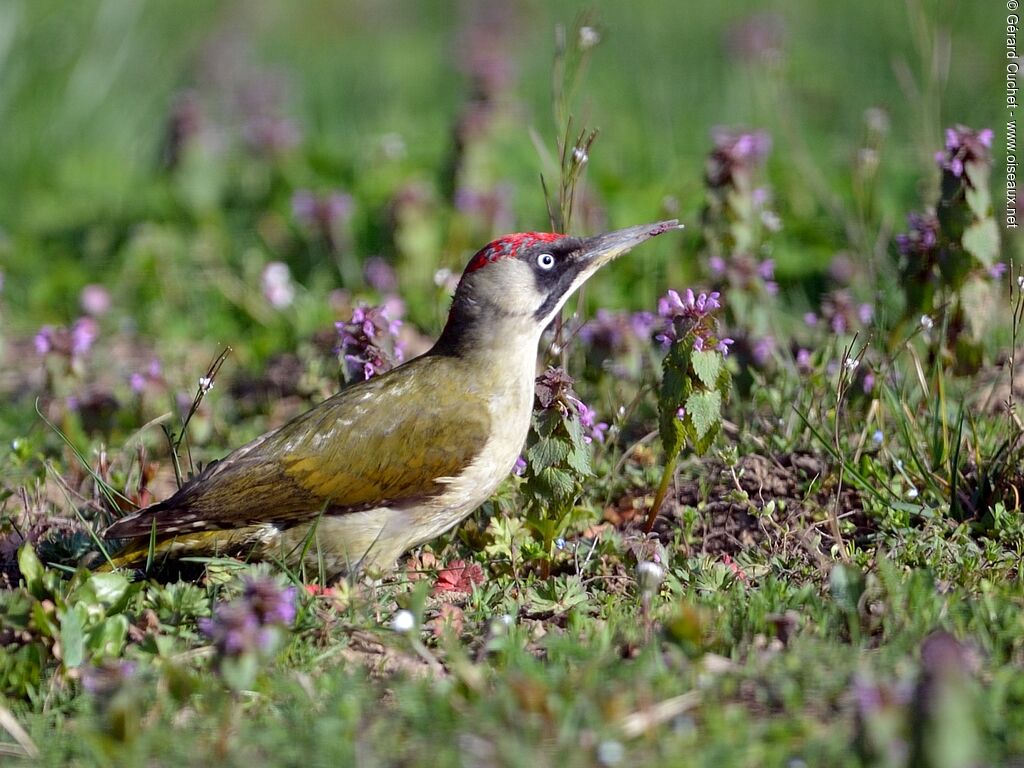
[513, 456, 527, 476]
[243, 576, 297, 626]
[34, 326, 54, 355]
[725, 12, 786, 63]
[803, 312, 818, 327]
[821, 290, 872, 335]
[706, 127, 771, 188]
[751, 336, 775, 366]
[658, 289, 722, 322]
[657, 288, 731, 355]
[80, 284, 111, 316]
[708, 253, 779, 296]
[572, 399, 608, 444]
[243, 115, 301, 154]
[988, 263, 1007, 280]
[578, 309, 626, 351]
[200, 577, 297, 660]
[935, 125, 992, 182]
[895, 212, 940, 259]
[71, 317, 98, 357]
[796, 348, 812, 371]
[336, 304, 404, 381]
[629, 311, 657, 341]
[453, 184, 514, 231]
[199, 604, 271, 656]
[292, 189, 354, 246]
[130, 359, 163, 394]
[82, 660, 137, 699]
[364, 257, 399, 293]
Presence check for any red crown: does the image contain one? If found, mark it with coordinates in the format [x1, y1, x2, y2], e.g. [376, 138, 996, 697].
[465, 232, 564, 273]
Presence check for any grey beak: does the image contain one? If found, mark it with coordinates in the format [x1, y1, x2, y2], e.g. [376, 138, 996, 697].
[578, 219, 683, 269]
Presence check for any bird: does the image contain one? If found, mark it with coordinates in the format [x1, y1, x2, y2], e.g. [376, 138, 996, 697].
[101, 219, 681, 579]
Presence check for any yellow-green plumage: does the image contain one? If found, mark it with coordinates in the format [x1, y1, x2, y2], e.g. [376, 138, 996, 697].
[104, 355, 496, 576]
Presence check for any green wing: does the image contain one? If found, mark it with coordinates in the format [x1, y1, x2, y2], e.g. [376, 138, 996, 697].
[105, 355, 491, 537]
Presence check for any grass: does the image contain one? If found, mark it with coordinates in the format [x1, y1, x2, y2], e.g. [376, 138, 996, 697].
[1, 0, 1022, 765]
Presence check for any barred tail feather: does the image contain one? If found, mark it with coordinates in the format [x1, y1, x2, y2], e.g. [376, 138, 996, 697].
[95, 528, 270, 573]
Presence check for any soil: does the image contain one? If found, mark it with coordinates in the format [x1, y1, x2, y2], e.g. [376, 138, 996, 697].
[604, 452, 871, 561]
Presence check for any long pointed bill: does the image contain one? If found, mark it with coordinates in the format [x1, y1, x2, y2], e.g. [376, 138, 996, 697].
[577, 219, 682, 272]
[534, 219, 683, 325]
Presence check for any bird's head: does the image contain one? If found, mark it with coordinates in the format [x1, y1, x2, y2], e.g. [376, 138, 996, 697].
[436, 219, 681, 355]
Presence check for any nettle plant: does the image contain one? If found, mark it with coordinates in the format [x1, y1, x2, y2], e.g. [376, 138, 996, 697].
[700, 128, 780, 356]
[519, 367, 605, 571]
[645, 289, 733, 532]
[897, 125, 1000, 372]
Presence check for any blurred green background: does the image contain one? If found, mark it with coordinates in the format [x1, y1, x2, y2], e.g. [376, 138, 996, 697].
[0, 0, 1001, 350]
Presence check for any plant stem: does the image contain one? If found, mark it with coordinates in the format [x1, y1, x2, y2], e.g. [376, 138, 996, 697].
[644, 450, 679, 533]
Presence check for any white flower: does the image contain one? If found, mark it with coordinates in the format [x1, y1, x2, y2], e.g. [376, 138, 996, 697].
[391, 609, 415, 633]
[907, 487, 919, 500]
[578, 26, 601, 50]
[490, 613, 515, 636]
[572, 146, 589, 166]
[920, 314, 934, 330]
[1018, 275, 1024, 291]
[844, 357, 859, 371]
[596, 740, 624, 765]
[261, 261, 295, 309]
[198, 376, 214, 393]
[760, 210, 783, 232]
[433, 268, 458, 292]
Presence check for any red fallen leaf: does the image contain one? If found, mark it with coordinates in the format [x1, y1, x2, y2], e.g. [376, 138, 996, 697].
[432, 560, 484, 595]
[721, 554, 749, 583]
[430, 604, 465, 637]
[405, 551, 439, 580]
[305, 584, 335, 597]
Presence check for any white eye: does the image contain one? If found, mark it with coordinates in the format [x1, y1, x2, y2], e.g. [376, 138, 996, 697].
[536, 253, 556, 270]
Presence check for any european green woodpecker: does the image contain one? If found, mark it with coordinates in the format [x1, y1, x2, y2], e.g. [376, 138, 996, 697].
[102, 219, 681, 578]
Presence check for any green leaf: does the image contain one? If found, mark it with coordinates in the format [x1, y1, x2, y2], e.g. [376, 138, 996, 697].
[527, 436, 570, 470]
[659, 408, 686, 461]
[961, 218, 999, 267]
[17, 544, 45, 599]
[220, 653, 260, 693]
[685, 390, 722, 440]
[31, 602, 59, 640]
[87, 614, 129, 658]
[829, 564, 865, 613]
[90, 572, 130, 604]
[566, 443, 592, 476]
[691, 350, 722, 390]
[539, 467, 577, 500]
[691, 422, 722, 456]
[658, 341, 693, 457]
[60, 604, 86, 668]
[965, 160, 992, 219]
